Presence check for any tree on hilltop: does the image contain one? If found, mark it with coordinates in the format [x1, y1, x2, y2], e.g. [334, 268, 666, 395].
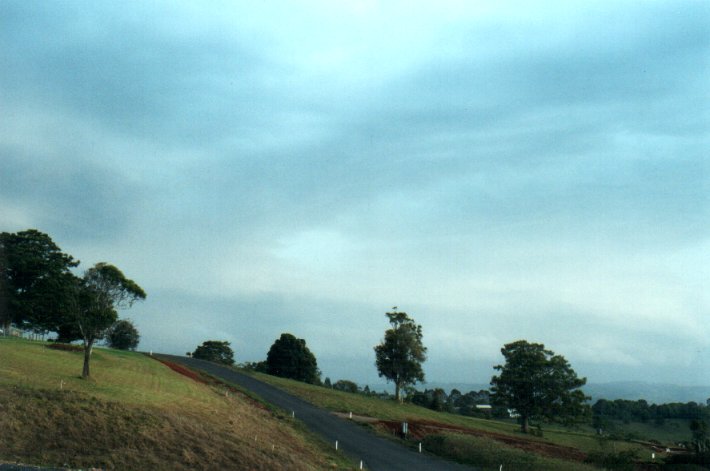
[374, 307, 427, 402]
[490, 340, 589, 433]
[266, 333, 320, 384]
[68, 263, 146, 378]
[193, 340, 235, 365]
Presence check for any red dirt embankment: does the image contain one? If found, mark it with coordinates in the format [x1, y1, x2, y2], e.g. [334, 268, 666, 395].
[153, 357, 270, 411]
[154, 358, 209, 384]
[376, 419, 588, 462]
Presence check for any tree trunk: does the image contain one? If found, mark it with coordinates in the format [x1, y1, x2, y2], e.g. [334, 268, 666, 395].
[395, 382, 401, 402]
[521, 415, 529, 433]
[82, 339, 93, 378]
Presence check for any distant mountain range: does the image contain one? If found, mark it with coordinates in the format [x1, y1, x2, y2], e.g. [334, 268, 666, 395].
[368, 382, 710, 405]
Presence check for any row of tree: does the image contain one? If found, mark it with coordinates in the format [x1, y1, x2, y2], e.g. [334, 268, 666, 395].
[0, 229, 145, 377]
[193, 333, 321, 385]
[192, 307, 589, 434]
[593, 398, 710, 424]
[371, 308, 589, 433]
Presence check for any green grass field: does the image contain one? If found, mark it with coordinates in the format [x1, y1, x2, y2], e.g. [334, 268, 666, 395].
[245, 369, 689, 470]
[0, 337, 353, 470]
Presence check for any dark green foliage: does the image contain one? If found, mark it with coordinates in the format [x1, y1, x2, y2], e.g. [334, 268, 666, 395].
[242, 360, 267, 372]
[106, 319, 140, 350]
[691, 420, 710, 453]
[410, 388, 452, 412]
[46, 343, 83, 352]
[71, 263, 146, 378]
[0, 229, 78, 333]
[584, 449, 638, 471]
[490, 340, 590, 433]
[266, 333, 319, 384]
[333, 380, 359, 393]
[374, 307, 427, 402]
[664, 450, 710, 468]
[593, 399, 708, 423]
[193, 340, 235, 365]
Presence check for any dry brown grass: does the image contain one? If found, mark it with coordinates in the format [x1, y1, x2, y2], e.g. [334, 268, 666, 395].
[0, 339, 352, 470]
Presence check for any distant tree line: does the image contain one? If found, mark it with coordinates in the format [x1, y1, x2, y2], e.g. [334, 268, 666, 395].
[593, 398, 710, 425]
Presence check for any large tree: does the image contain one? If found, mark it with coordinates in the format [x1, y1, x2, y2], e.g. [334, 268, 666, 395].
[490, 340, 589, 433]
[193, 340, 234, 365]
[69, 263, 146, 378]
[266, 333, 319, 384]
[374, 307, 427, 402]
[0, 229, 78, 333]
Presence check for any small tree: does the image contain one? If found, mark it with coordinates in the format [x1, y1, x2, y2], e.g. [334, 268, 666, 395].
[333, 380, 359, 394]
[374, 307, 427, 402]
[70, 263, 146, 378]
[106, 319, 140, 350]
[490, 340, 589, 433]
[266, 333, 319, 384]
[690, 419, 710, 453]
[193, 340, 235, 365]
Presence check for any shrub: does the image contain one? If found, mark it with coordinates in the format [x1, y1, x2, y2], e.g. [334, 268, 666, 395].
[46, 343, 83, 353]
[584, 449, 638, 471]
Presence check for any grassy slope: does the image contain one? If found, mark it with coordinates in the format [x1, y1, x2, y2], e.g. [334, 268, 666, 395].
[0, 337, 352, 470]
[245, 371, 673, 470]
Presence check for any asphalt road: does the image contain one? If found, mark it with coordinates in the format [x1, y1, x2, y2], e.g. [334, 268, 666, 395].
[159, 355, 475, 471]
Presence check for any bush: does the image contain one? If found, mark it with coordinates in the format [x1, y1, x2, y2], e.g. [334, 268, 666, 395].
[106, 319, 140, 350]
[46, 343, 83, 353]
[584, 449, 638, 471]
[333, 380, 359, 394]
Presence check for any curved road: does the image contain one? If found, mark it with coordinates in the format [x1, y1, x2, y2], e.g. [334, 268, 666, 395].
[159, 355, 475, 471]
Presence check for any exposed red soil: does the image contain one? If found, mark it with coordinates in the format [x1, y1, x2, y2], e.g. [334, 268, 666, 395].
[376, 419, 588, 462]
[155, 358, 210, 384]
[153, 357, 270, 411]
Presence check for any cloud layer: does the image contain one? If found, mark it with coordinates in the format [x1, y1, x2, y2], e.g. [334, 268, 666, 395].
[1, 0, 708, 387]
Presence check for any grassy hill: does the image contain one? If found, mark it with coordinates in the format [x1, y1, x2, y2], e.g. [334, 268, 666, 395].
[0, 337, 350, 470]
[244, 370, 703, 470]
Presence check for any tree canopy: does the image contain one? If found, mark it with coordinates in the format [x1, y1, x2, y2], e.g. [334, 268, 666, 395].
[490, 340, 589, 433]
[106, 319, 141, 350]
[71, 263, 146, 378]
[0, 229, 78, 333]
[266, 333, 319, 384]
[374, 307, 427, 402]
[193, 340, 235, 365]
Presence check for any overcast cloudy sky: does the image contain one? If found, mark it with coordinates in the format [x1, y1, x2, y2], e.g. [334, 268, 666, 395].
[1, 1, 708, 388]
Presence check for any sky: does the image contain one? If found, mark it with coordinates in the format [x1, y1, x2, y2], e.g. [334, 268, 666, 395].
[1, 1, 708, 388]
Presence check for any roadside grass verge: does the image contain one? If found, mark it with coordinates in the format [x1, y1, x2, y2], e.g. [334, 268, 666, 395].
[421, 433, 600, 471]
[0, 337, 353, 470]
[244, 369, 661, 467]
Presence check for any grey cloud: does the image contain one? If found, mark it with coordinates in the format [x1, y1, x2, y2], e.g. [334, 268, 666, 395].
[0, 149, 141, 242]
[1, 2, 275, 143]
